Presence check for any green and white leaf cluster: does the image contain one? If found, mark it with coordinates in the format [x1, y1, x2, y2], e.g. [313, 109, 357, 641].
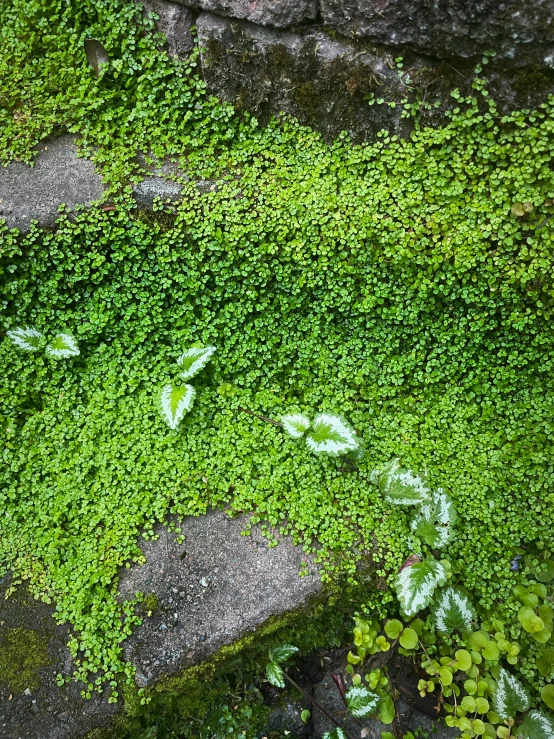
[281, 412, 361, 457]
[158, 346, 215, 429]
[7, 327, 79, 358]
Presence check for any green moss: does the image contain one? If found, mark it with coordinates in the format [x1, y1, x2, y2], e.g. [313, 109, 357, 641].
[0, 627, 51, 693]
[141, 593, 159, 614]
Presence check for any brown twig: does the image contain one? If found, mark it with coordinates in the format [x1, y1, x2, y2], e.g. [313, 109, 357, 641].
[237, 406, 282, 427]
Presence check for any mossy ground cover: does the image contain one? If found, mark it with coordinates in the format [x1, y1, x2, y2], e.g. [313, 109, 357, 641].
[1, 0, 554, 717]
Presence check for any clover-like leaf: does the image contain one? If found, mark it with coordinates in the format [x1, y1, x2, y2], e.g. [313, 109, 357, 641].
[493, 668, 530, 719]
[177, 346, 216, 380]
[432, 587, 476, 633]
[411, 489, 457, 547]
[265, 661, 285, 688]
[518, 709, 554, 739]
[268, 644, 299, 664]
[542, 685, 554, 710]
[378, 459, 431, 505]
[159, 383, 195, 429]
[7, 327, 43, 351]
[395, 557, 448, 617]
[281, 413, 311, 439]
[345, 684, 380, 718]
[45, 333, 80, 359]
[305, 413, 360, 456]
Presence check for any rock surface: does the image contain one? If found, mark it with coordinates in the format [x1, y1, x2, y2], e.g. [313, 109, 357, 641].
[0, 135, 104, 233]
[174, 0, 317, 27]
[0, 510, 320, 738]
[196, 12, 419, 141]
[119, 509, 321, 687]
[140, 0, 194, 57]
[320, 0, 554, 62]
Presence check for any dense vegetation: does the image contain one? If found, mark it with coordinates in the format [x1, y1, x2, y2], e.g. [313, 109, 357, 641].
[1, 0, 554, 735]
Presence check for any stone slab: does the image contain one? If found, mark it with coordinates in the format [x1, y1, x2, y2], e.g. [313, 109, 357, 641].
[119, 509, 321, 687]
[320, 0, 554, 62]
[174, 0, 317, 27]
[0, 135, 104, 233]
[140, 0, 194, 57]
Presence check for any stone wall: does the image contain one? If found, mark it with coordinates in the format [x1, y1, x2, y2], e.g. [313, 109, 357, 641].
[140, 0, 554, 140]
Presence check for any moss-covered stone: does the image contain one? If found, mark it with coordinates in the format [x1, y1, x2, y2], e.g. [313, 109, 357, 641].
[0, 627, 51, 693]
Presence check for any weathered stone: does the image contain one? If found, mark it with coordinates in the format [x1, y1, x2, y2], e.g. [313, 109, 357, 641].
[174, 0, 317, 28]
[0, 510, 320, 737]
[196, 12, 422, 142]
[0, 575, 120, 739]
[140, 0, 194, 58]
[320, 0, 554, 62]
[118, 509, 321, 686]
[0, 135, 104, 233]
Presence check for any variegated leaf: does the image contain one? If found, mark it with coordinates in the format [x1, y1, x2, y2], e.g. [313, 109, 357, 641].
[395, 556, 448, 617]
[159, 383, 195, 429]
[281, 413, 311, 438]
[432, 587, 476, 633]
[6, 327, 43, 351]
[411, 489, 457, 547]
[322, 729, 347, 739]
[493, 667, 530, 719]
[518, 709, 554, 739]
[45, 333, 80, 359]
[265, 661, 285, 688]
[305, 413, 360, 456]
[269, 644, 299, 664]
[378, 458, 431, 505]
[177, 346, 216, 380]
[345, 685, 380, 718]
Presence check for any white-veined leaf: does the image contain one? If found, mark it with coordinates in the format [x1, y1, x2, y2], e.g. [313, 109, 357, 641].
[305, 413, 360, 456]
[281, 414, 310, 439]
[45, 333, 80, 359]
[378, 458, 431, 505]
[432, 587, 476, 633]
[177, 346, 216, 380]
[159, 383, 195, 429]
[265, 661, 285, 688]
[493, 667, 530, 719]
[345, 684, 380, 718]
[517, 709, 554, 739]
[268, 644, 299, 664]
[322, 729, 347, 739]
[7, 327, 43, 351]
[411, 489, 457, 547]
[395, 557, 448, 617]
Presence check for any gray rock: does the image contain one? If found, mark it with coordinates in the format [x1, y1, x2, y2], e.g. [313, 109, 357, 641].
[118, 509, 321, 686]
[0, 135, 104, 233]
[174, 0, 317, 27]
[0, 575, 120, 739]
[196, 12, 417, 142]
[320, 0, 554, 62]
[312, 672, 460, 739]
[140, 0, 194, 58]
[132, 176, 185, 206]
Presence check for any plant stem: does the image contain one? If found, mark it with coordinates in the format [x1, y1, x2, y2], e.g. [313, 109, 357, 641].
[281, 669, 355, 739]
[237, 406, 282, 427]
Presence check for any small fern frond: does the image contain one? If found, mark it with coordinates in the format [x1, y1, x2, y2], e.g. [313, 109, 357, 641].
[45, 333, 80, 359]
[159, 383, 196, 429]
[305, 413, 360, 456]
[7, 327, 43, 351]
[378, 458, 431, 505]
[281, 414, 311, 438]
[177, 346, 216, 380]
